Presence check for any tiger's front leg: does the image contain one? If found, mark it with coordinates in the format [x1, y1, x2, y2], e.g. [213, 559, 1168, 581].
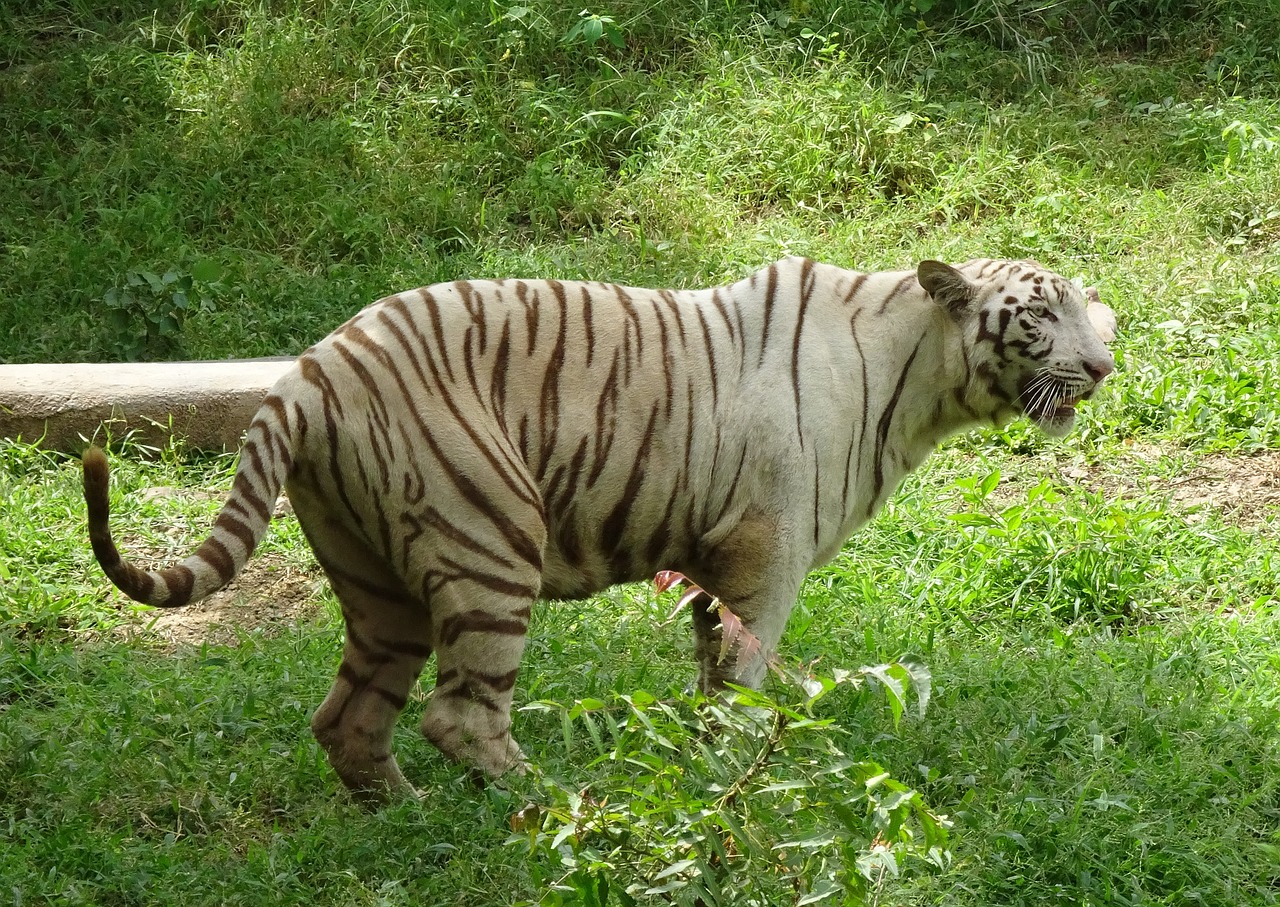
[689, 508, 810, 693]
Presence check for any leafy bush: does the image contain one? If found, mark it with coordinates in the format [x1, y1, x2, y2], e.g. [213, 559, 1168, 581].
[512, 664, 946, 906]
[101, 261, 226, 360]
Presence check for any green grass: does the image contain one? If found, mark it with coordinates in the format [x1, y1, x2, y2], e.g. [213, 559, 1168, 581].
[3, 0, 1280, 904]
[4, 441, 1279, 905]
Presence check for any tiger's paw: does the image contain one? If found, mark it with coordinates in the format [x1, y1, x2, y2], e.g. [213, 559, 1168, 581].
[338, 770, 423, 806]
[422, 704, 526, 778]
[474, 733, 528, 778]
[451, 734, 528, 779]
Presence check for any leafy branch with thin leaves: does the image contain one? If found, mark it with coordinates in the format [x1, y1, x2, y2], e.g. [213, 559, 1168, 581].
[510, 655, 947, 906]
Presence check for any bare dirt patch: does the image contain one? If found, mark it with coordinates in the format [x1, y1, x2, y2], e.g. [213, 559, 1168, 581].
[109, 487, 324, 649]
[115, 553, 327, 650]
[1157, 450, 1280, 527]
[1014, 445, 1280, 529]
[1076, 445, 1280, 528]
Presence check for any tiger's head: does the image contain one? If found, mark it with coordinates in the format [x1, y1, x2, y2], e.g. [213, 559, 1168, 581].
[918, 258, 1116, 438]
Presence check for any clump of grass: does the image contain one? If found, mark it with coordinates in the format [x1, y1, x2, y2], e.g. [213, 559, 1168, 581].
[2, 0, 1277, 367]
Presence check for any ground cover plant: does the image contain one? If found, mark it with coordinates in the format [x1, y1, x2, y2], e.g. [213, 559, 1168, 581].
[2, 0, 1280, 903]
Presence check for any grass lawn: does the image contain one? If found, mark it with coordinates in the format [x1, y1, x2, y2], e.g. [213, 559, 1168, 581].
[2, 1, 1279, 904]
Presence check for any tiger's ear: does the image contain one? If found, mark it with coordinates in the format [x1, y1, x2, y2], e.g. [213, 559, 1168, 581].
[1084, 286, 1117, 344]
[917, 260, 975, 316]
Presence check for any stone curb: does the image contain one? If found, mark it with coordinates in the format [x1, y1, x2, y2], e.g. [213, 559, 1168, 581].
[0, 359, 294, 453]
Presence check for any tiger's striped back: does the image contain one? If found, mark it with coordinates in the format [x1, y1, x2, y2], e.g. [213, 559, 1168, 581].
[84, 255, 1114, 798]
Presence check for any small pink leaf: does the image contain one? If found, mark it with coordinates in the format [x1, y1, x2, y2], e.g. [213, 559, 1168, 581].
[656, 571, 717, 622]
[666, 585, 713, 622]
[678, 585, 708, 610]
[717, 604, 763, 671]
[654, 570, 687, 594]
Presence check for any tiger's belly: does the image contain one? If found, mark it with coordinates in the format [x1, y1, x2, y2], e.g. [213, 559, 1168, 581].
[536, 509, 698, 601]
[538, 548, 612, 601]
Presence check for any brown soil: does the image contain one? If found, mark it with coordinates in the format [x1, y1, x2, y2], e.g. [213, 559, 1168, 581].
[1159, 449, 1280, 528]
[114, 489, 323, 650]
[116, 553, 327, 649]
[975, 444, 1279, 527]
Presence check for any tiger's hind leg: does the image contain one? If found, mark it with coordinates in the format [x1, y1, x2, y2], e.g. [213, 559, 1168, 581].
[291, 489, 432, 801]
[309, 566, 432, 800]
[418, 564, 542, 779]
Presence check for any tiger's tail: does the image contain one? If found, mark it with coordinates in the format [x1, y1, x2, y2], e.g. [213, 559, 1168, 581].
[83, 395, 297, 607]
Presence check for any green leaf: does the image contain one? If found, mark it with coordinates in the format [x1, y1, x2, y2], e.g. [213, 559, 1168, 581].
[948, 512, 999, 527]
[899, 658, 932, 718]
[877, 788, 917, 814]
[885, 112, 916, 134]
[864, 664, 906, 727]
[561, 709, 575, 753]
[580, 710, 606, 757]
[550, 821, 578, 850]
[643, 879, 690, 896]
[190, 258, 224, 283]
[797, 877, 842, 905]
[856, 849, 900, 881]
[651, 859, 697, 881]
[518, 701, 558, 712]
[757, 779, 809, 794]
[775, 832, 838, 851]
[569, 697, 606, 718]
[830, 801, 868, 835]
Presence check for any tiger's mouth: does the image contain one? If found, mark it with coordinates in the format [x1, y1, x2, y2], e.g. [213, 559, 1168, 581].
[1018, 377, 1094, 437]
[1053, 394, 1083, 417]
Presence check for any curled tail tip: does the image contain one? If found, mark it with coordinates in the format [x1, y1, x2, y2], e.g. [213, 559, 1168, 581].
[83, 446, 113, 517]
[83, 446, 132, 593]
[83, 444, 109, 485]
[81, 445, 245, 608]
[80, 446, 165, 605]
[83, 446, 113, 546]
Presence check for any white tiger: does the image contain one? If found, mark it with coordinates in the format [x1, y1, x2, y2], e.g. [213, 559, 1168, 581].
[84, 256, 1115, 799]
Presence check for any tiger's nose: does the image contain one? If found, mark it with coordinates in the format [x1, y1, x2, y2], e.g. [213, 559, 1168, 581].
[1084, 356, 1114, 383]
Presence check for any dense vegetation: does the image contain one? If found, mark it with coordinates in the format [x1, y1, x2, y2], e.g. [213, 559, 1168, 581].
[2, 1, 1279, 904]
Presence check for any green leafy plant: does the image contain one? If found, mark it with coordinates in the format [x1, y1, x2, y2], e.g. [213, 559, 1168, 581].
[944, 470, 1169, 624]
[512, 665, 945, 906]
[563, 9, 624, 49]
[101, 261, 225, 361]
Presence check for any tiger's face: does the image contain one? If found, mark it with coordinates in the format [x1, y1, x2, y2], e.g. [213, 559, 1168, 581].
[919, 259, 1116, 438]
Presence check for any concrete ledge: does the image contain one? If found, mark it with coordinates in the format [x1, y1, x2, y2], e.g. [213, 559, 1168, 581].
[0, 359, 294, 453]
